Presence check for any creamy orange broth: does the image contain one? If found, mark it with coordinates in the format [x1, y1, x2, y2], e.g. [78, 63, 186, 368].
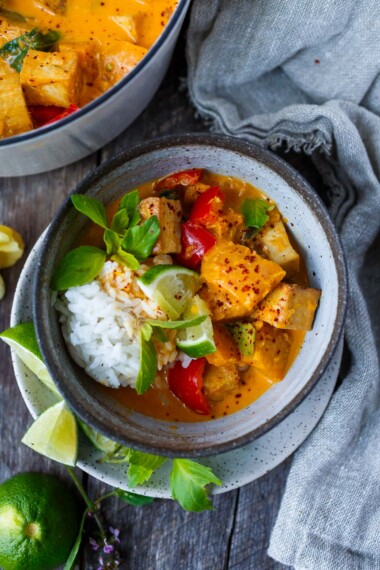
[2, 0, 178, 105]
[80, 173, 307, 422]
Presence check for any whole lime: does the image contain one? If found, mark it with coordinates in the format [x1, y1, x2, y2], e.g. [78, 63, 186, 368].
[0, 472, 81, 570]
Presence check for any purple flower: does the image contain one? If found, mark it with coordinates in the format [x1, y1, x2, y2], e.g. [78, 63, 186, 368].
[109, 527, 120, 543]
[89, 537, 100, 552]
[103, 541, 114, 555]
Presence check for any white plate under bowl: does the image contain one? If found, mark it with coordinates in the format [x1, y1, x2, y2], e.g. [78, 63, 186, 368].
[10, 234, 342, 498]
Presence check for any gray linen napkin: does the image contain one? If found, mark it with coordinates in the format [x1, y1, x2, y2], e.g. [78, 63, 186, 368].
[186, 1, 380, 568]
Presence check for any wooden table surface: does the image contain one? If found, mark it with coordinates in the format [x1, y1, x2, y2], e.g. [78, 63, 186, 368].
[0, 26, 328, 570]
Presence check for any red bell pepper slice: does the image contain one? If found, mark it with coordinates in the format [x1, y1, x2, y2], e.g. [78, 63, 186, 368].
[155, 168, 203, 191]
[177, 221, 217, 269]
[189, 186, 224, 225]
[29, 104, 79, 127]
[168, 358, 210, 415]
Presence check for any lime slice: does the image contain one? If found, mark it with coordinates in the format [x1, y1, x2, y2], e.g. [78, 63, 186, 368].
[176, 295, 216, 357]
[138, 264, 202, 319]
[22, 401, 78, 466]
[78, 420, 120, 454]
[0, 322, 61, 398]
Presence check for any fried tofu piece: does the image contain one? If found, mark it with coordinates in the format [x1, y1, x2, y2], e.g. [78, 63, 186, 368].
[203, 364, 239, 402]
[206, 324, 240, 367]
[138, 197, 182, 254]
[60, 41, 100, 83]
[252, 322, 292, 381]
[0, 70, 32, 137]
[257, 220, 300, 276]
[254, 283, 321, 331]
[98, 41, 147, 88]
[20, 50, 80, 108]
[201, 240, 285, 321]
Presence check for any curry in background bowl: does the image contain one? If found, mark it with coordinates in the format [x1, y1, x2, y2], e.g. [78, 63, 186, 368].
[34, 134, 347, 456]
[0, 0, 179, 138]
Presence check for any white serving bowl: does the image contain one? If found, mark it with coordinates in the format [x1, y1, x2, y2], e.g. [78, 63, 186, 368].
[0, 0, 191, 177]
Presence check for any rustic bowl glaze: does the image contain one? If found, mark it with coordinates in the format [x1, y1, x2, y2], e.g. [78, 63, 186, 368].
[33, 134, 348, 457]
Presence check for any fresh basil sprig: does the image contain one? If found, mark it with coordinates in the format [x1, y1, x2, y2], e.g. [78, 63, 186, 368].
[241, 198, 275, 232]
[135, 327, 158, 395]
[51, 246, 106, 291]
[0, 28, 60, 72]
[121, 217, 160, 261]
[71, 195, 108, 229]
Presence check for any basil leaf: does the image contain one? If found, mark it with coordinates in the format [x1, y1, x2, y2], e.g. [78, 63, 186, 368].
[152, 327, 169, 343]
[241, 198, 275, 231]
[121, 216, 160, 261]
[140, 323, 153, 341]
[126, 449, 167, 488]
[119, 190, 141, 227]
[170, 459, 222, 512]
[111, 249, 140, 270]
[146, 315, 206, 330]
[51, 246, 106, 291]
[0, 28, 60, 72]
[111, 208, 129, 235]
[115, 489, 154, 506]
[135, 329, 157, 394]
[63, 507, 88, 570]
[103, 229, 120, 255]
[71, 195, 108, 230]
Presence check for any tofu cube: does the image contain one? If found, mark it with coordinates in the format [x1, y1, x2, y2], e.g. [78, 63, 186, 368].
[254, 283, 321, 330]
[201, 240, 286, 321]
[206, 324, 240, 367]
[138, 197, 182, 254]
[203, 364, 239, 402]
[252, 322, 292, 381]
[99, 41, 147, 87]
[20, 50, 80, 107]
[259, 220, 300, 276]
[0, 71, 32, 137]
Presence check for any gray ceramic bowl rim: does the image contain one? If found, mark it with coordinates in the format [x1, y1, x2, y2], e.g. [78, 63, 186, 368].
[33, 133, 348, 457]
[0, 0, 189, 148]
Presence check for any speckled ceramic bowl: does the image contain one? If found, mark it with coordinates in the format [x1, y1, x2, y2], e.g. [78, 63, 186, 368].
[33, 134, 347, 457]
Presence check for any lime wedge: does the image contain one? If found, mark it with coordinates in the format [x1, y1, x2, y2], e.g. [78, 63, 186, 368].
[78, 420, 120, 454]
[137, 265, 202, 320]
[0, 322, 61, 398]
[22, 401, 78, 466]
[176, 295, 216, 357]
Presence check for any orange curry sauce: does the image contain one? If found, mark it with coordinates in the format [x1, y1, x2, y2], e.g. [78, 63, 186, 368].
[80, 172, 308, 423]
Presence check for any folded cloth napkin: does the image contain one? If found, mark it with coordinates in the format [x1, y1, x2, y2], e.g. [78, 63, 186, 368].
[187, 1, 380, 568]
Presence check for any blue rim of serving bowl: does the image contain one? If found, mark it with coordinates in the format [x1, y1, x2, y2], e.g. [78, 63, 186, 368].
[33, 133, 348, 457]
[0, 0, 190, 148]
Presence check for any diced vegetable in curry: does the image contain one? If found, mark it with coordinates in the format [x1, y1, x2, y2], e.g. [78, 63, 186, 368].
[0, 0, 178, 138]
[81, 169, 322, 422]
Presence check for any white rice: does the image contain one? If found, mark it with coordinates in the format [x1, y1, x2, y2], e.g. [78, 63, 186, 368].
[55, 259, 178, 389]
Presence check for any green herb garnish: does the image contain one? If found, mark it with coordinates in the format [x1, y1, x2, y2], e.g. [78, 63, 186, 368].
[170, 459, 222, 512]
[51, 246, 106, 291]
[135, 328, 158, 394]
[114, 489, 154, 506]
[121, 216, 160, 261]
[71, 195, 108, 230]
[241, 198, 275, 232]
[145, 315, 207, 330]
[0, 28, 60, 72]
[126, 450, 167, 488]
